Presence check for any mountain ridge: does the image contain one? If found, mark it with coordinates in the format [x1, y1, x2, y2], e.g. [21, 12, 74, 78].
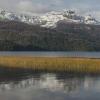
[0, 9, 100, 28]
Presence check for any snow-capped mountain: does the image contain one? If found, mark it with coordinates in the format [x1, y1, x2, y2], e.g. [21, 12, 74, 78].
[0, 9, 100, 28]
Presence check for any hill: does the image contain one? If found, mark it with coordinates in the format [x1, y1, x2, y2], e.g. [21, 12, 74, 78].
[0, 21, 100, 51]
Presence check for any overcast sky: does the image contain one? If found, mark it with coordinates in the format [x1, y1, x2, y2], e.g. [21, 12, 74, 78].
[0, 0, 100, 19]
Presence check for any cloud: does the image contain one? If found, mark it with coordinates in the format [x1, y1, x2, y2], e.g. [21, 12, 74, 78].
[16, 0, 50, 14]
[17, 1, 33, 12]
[0, 0, 99, 20]
[50, 0, 63, 5]
[15, 0, 64, 14]
[0, 0, 51, 14]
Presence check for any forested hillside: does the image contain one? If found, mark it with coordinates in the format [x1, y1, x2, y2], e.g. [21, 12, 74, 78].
[0, 20, 100, 51]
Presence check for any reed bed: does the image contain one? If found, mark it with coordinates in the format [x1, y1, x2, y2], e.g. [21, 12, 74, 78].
[0, 56, 100, 73]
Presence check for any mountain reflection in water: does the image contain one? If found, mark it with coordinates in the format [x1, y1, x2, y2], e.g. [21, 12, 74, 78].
[0, 71, 100, 100]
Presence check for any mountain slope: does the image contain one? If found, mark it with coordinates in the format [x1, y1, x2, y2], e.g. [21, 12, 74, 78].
[0, 21, 100, 51]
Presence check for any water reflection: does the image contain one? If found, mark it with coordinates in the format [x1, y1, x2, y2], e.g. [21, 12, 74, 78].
[0, 71, 100, 100]
[0, 73, 99, 93]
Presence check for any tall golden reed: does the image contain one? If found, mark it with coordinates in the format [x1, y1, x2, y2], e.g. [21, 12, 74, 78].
[0, 56, 100, 73]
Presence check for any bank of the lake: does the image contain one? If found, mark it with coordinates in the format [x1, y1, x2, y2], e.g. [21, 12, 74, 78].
[0, 56, 100, 74]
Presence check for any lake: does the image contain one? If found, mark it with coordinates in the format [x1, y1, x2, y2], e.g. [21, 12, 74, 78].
[0, 71, 100, 100]
[0, 51, 100, 100]
[0, 51, 100, 58]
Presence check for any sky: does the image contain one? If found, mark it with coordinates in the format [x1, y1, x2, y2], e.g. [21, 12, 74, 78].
[0, 0, 100, 19]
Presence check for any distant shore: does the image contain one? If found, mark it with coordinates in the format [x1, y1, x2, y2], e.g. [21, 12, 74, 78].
[0, 56, 100, 74]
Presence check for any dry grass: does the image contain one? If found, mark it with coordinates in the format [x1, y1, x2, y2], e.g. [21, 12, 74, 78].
[0, 56, 100, 73]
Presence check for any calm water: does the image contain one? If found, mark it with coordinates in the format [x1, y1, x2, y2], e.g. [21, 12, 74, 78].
[0, 51, 100, 58]
[0, 51, 100, 100]
[0, 71, 100, 100]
